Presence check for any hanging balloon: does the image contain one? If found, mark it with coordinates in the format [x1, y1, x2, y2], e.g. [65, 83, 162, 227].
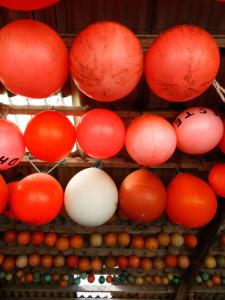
[219, 120, 225, 154]
[64, 168, 118, 226]
[173, 107, 223, 154]
[119, 168, 167, 222]
[0, 19, 68, 98]
[208, 163, 225, 198]
[70, 21, 143, 102]
[125, 114, 176, 166]
[11, 173, 63, 225]
[0, 0, 59, 10]
[167, 173, 217, 228]
[24, 111, 76, 162]
[0, 119, 25, 170]
[3, 181, 19, 219]
[76, 109, 125, 159]
[0, 176, 8, 213]
[144, 25, 220, 102]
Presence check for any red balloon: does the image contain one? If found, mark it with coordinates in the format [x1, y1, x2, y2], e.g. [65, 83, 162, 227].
[119, 168, 167, 222]
[70, 21, 143, 102]
[0, 0, 59, 10]
[125, 114, 177, 166]
[219, 120, 225, 154]
[208, 163, 225, 198]
[76, 109, 125, 159]
[0, 176, 8, 213]
[3, 181, 19, 219]
[145, 25, 220, 102]
[167, 173, 217, 228]
[24, 110, 76, 162]
[11, 173, 63, 225]
[0, 20, 68, 98]
[0, 119, 25, 170]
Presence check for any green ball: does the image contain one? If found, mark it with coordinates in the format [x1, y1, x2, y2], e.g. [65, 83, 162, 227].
[80, 272, 87, 280]
[196, 275, 202, 283]
[44, 274, 52, 283]
[0, 271, 5, 279]
[118, 273, 126, 283]
[33, 272, 41, 283]
[201, 272, 209, 281]
[221, 277, 225, 286]
[74, 277, 81, 286]
[173, 277, 180, 286]
[98, 275, 105, 284]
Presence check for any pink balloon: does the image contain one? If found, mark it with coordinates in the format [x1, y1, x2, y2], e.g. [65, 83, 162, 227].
[0, 119, 25, 170]
[125, 114, 177, 166]
[173, 107, 224, 154]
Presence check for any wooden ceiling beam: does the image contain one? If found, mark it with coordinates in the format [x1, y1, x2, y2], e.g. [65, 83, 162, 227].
[61, 34, 225, 49]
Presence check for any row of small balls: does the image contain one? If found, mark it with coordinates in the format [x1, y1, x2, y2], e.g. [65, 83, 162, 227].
[2, 230, 199, 250]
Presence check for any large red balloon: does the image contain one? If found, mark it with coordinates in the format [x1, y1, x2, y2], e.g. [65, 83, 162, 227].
[208, 163, 225, 198]
[219, 119, 225, 154]
[119, 168, 167, 222]
[11, 173, 63, 226]
[0, 20, 68, 98]
[24, 110, 76, 162]
[167, 173, 217, 228]
[0, 119, 25, 170]
[76, 109, 125, 159]
[0, 0, 59, 10]
[145, 25, 220, 102]
[0, 176, 8, 213]
[125, 114, 177, 166]
[70, 21, 143, 102]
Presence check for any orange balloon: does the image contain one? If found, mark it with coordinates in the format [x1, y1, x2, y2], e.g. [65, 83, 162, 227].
[167, 173, 217, 228]
[11, 173, 63, 226]
[119, 168, 167, 222]
[0, 175, 8, 213]
[208, 163, 225, 197]
[4, 181, 18, 219]
[24, 111, 76, 162]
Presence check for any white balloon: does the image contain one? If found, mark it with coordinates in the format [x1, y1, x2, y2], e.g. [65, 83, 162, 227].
[64, 167, 118, 226]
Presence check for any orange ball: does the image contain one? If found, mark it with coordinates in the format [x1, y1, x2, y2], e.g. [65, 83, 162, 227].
[24, 111, 76, 162]
[104, 233, 117, 247]
[29, 254, 41, 267]
[131, 235, 145, 249]
[165, 255, 177, 268]
[41, 255, 53, 268]
[117, 232, 130, 247]
[44, 232, 57, 247]
[3, 230, 17, 244]
[91, 257, 102, 272]
[184, 234, 198, 248]
[119, 168, 167, 222]
[55, 236, 69, 252]
[208, 163, 225, 197]
[17, 231, 30, 245]
[140, 257, 152, 271]
[145, 237, 159, 251]
[3, 256, 15, 271]
[167, 173, 217, 228]
[78, 258, 90, 272]
[129, 255, 141, 269]
[105, 257, 116, 269]
[30, 231, 45, 246]
[117, 256, 129, 270]
[70, 234, 84, 249]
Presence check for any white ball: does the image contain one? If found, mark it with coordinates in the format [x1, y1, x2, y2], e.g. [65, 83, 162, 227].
[64, 167, 118, 226]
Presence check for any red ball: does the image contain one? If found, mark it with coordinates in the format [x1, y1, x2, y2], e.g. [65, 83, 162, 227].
[125, 114, 176, 166]
[4, 181, 19, 219]
[145, 25, 220, 102]
[0, 0, 59, 10]
[167, 173, 217, 228]
[70, 21, 143, 102]
[11, 173, 63, 226]
[219, 120, 225, 154]
[119, 168, 167, 222]
[208, 163, 225, 198]
[0, 19, 68, 98]
[0, 119, 25, 170]
[76, 109, 125, 159]
[24, 111, 76, 162]
[0, 176, 8, 213]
